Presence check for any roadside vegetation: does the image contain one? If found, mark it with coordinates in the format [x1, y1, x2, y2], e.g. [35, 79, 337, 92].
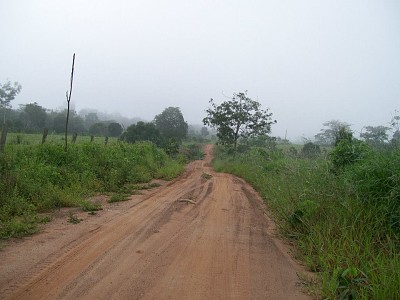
[0, 80, 207, 240]
[212, 131, 400, 299]
[0, 141, 186, 238]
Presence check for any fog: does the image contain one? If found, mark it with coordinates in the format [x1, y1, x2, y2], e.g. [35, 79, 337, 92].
[1, 0, 399, 141]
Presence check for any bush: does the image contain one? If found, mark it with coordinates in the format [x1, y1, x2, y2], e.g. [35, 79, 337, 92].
[330, 139, 371, 172]
[301, 142, 321, 158]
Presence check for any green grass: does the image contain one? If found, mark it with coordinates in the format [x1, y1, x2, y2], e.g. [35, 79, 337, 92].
[213, 145, 400, 299]
[0, 140, 186, 238]
[108, 193, 130, 203]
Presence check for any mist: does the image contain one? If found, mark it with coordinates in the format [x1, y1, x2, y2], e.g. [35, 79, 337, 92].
[1, 0, 399, 141]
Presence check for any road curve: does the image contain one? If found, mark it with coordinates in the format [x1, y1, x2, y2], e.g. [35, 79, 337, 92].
[0, 144, 310, 299]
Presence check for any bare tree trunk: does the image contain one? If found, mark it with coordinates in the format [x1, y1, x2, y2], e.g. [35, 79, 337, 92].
[42, 128, 49, 144]
[64, 53, 76, 152]
[0, 124, 8, 152]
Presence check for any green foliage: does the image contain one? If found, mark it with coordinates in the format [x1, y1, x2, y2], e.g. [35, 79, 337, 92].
[68, 212, 82, 224]
[18, 102, 47, 132]
[80, 200, 102, 212]
[179, 143, 204, 161]
[330, 139, 371, 172]
[122, 121, 162, 146]
[360, 125, 390, 148]
[201, 173, 212, 180]
[108, 193, 130, 203]
[315, 120, 351, 146]
[203, 91, 276, 156]
[154, 107, 188, 143]
[107, 122, 123, 137]
[301, 142, 321, 158]
[213, 144, 400, 299]
[0, 141, 185, 238]
[0, 81, 22, 110]
[89, 122, 108, 136]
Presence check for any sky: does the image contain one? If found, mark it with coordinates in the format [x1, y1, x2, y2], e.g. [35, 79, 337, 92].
[1, 0, 399, 141]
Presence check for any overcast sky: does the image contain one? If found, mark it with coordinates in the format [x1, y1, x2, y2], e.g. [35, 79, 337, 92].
[1, 0, 399, 140]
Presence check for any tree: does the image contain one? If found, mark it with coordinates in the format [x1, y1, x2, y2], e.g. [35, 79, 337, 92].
[0, 81, 22, 124]
[201, 126, 209, 137]
[19, 102, 47, 132]
[360, 125, 390, 148]
[154, 107, 188, 142]
[315, 120, 351, 146]
[89, 122, 108, 136]
[108, 122, 123, 137]
[122, 121, 162, 145]
[84, 112, 99, 130]
[203, 91, 276, 157]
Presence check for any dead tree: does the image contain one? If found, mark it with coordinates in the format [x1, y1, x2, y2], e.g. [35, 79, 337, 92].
[64, 53, 76, 152]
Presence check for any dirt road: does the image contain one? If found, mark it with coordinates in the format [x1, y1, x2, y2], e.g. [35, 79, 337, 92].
[0, 144, 310, 299]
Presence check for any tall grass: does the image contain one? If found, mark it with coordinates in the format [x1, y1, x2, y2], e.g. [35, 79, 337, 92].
[0, 141, 184, 239]
[213, 145, 400, 299]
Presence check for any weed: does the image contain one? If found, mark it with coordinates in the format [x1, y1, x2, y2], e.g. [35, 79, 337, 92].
[201, 173, 212, 180]
[108, 193, 130, 203]
[80, 201, 102, 212]
[67, 212, 82, 224]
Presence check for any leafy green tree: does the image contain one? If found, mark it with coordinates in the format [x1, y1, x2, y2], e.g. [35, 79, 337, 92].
[360, 125, 390, 148]
[52, 110, 85, 134]
[0, 81, 22, 123]
[108, 122, 123, 137]
[122, 121, 161, 145]
[315, 120, 351, 146]
[89, 122, 108, 136]
[19, 102, 47, 132]
[334, 126, 353, 146]
[154, 107, 188, 143]
[203, 91, 276, 157]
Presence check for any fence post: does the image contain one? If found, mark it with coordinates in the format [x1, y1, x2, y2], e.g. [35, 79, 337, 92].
[42, 128, 49, 144]
[72, 132, 78, 144]
[0, 124, 8, 152]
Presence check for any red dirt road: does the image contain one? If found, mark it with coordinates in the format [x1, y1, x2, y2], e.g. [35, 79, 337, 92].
[0, 145, 310, 299]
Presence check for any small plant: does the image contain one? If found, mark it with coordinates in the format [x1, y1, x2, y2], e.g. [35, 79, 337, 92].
[301, 142, 321, 158]
[139, 182, 161, 190]
[108, 193, 130, 203]
[68, 212, 82, 224]
[334, 267, 370, 299]
[201, 173, 212, 180]
[80, 200, 102, 212]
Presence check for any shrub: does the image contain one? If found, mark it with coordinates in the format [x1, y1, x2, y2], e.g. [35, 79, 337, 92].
[301, 142, 321, 158]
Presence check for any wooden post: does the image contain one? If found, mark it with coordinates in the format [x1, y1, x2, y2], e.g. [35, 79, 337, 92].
[0, 124, 8, 152]
[72, 132, 78, 144]
[42, 128, 49, 144]
[90, 135, 94, 142]
[104, 136, 108, 145]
